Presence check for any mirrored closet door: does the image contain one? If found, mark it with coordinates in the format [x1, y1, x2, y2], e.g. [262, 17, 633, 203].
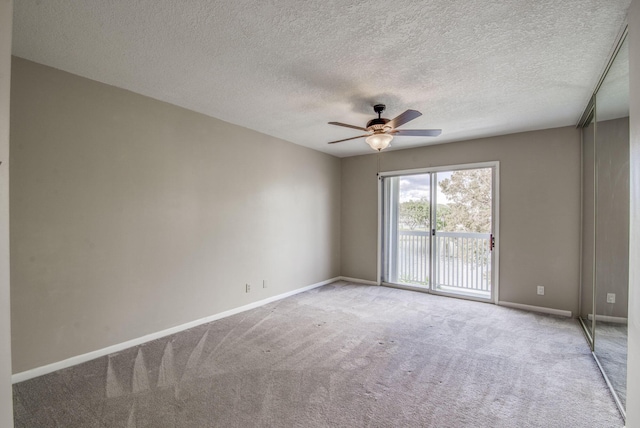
[579, 29, 629, 418]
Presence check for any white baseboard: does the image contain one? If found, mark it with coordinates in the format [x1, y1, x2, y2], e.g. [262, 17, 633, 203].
[587, 314, 628, 324]
[12, 277, 340, 384]
[339, 276, 379, 286]
[497, 301, 572, 318]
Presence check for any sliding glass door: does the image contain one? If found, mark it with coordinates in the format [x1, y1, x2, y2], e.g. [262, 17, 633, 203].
[381, 165, 496, 301]
[432, 169, 493, 299]
[382, 173, 432, 287]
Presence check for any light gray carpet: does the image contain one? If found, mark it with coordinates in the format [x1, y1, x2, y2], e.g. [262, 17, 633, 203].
[594, 321, 628, 408]
[13, 281, 623, 427]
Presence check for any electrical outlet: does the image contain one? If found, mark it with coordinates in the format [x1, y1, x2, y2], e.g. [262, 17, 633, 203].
[606, 293, 616, 304]
[245, 283, 251, 293]
[263, 280, 267, 289]
[537, 286, 545, 296]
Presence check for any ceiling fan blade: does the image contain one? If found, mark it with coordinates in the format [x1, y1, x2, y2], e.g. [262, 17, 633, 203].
[328, 134, 369, 144]
[328, 122, 368, 131]
[387, 110, 422, 129]
[392, 129, 442, 137]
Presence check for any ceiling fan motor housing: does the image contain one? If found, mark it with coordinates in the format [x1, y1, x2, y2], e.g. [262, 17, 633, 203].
[368, 104, 391, 132]
[366, 117, 390, 131]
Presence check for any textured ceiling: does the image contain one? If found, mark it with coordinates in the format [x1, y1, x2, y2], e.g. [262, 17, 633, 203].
[12, 0, 631, 157]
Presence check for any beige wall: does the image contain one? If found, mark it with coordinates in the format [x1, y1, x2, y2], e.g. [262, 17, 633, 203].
[627, 0, 640, 425]
[341, 127, 581, 314]
[0, 0, 14, 424]
[10, 58, 341, 373]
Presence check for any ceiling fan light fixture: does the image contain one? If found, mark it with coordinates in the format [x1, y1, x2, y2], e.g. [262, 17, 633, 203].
[366, 133, 393, 151]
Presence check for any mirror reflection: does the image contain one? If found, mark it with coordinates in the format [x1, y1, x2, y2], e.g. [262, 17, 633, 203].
[580, 115, 595, 344]
[593, 35, 629, 411]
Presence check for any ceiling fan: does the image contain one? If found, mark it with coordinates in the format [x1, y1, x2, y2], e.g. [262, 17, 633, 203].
[328, 104, 441, 151]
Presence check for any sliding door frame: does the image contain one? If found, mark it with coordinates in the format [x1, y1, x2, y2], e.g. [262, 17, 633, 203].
[377, 161, 500, 304]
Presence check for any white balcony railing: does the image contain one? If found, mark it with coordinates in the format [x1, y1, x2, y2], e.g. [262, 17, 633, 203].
[397, 231, 430, 286]
[397, 231, 491, 293]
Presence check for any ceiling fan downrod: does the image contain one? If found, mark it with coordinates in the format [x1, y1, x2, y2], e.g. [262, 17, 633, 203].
[367, 105, 390, 130]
